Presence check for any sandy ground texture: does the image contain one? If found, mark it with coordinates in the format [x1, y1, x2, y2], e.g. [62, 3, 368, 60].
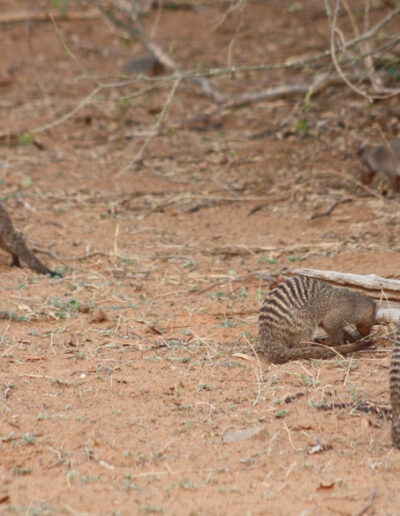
[1, 1, 400, 515]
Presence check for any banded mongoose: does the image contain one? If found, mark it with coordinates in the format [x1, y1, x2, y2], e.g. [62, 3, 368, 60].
[0, 203, 59, 277]
[390, 321, 400, 449]
[259, 276, 376, 364]
[361, 139, 400, 192]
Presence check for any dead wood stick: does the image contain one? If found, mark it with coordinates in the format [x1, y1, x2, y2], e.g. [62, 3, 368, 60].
[309, 198, 352, 219]
[376, 307, 400, 324]
[0, 9, 100, 24]
[31, 245, 110, 262]
[223, 72, 375, 109]
[354, 486, 378, 516]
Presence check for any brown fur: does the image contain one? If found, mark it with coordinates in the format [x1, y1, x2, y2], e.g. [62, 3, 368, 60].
[361, 139, 400, 192]
[259, 276, 376, 364]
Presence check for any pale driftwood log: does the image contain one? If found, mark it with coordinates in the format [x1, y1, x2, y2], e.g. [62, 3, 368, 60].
[376, 308, 400, 324]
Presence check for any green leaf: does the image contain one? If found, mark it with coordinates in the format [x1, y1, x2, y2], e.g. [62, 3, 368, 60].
[21, 176, 33, 189]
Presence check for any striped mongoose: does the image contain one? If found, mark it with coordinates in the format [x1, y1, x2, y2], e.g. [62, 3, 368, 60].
[390, 321, 400, 448]
[0, 202, 59, 277]
[361, 139, 400, 192]
[259, 276, 376, 364]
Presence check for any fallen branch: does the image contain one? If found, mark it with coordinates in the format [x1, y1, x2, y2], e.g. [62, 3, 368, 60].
[309, 198, 352, 220]
[354, 486, 378, 516]
[32, 246, 109, 262]
[376, 307, 400, 324]
[222, 72, 365, 109]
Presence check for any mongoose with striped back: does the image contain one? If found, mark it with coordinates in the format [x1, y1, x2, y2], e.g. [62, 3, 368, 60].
[361, 139, 400, 192]
[0, 202, 59, 277]
[390, 321, 400, 448]
[259, 276, 376, 364]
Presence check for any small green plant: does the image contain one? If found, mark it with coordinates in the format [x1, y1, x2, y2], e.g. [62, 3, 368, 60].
[46, 297, 80, 318]
[198, 383, 213, 391]
[122, 474, 140, 491]
[287, 254, 306, 262]
[220, 319, 235, 328]
[178, 478, 196, 490]
[238, 287, 247, 298]
[141, 506, 164, 514]
[299, 373, 313, 386]
[21, 433, 35, 445]
[18, 133, 33, 146]
[258, 254, 278, 265]
[151, 453, 167, 463]
[81, 475, 100, 483]
[12, 467, 33, 475]
[21, 176, 33, 189]
[51, 0, 69, 15]
[296, 119, 309, 135]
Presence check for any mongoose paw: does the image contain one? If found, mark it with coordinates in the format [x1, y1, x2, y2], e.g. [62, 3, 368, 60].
[48, 270, 62, 278]
[313, 336, 330, 344]
[343, 330, 359, 343]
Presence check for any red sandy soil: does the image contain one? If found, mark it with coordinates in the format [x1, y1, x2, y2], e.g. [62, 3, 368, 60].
[1, 1, 400, 515]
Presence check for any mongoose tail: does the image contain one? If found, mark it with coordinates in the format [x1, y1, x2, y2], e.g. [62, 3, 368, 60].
[267, 340, 373, 365]
[391, 322, 400, 448]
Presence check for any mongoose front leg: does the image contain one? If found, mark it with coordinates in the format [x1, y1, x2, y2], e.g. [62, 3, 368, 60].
[315, 330, 359, 345]
[320, 316, 345, 346]
[360, 162, 375, 185]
